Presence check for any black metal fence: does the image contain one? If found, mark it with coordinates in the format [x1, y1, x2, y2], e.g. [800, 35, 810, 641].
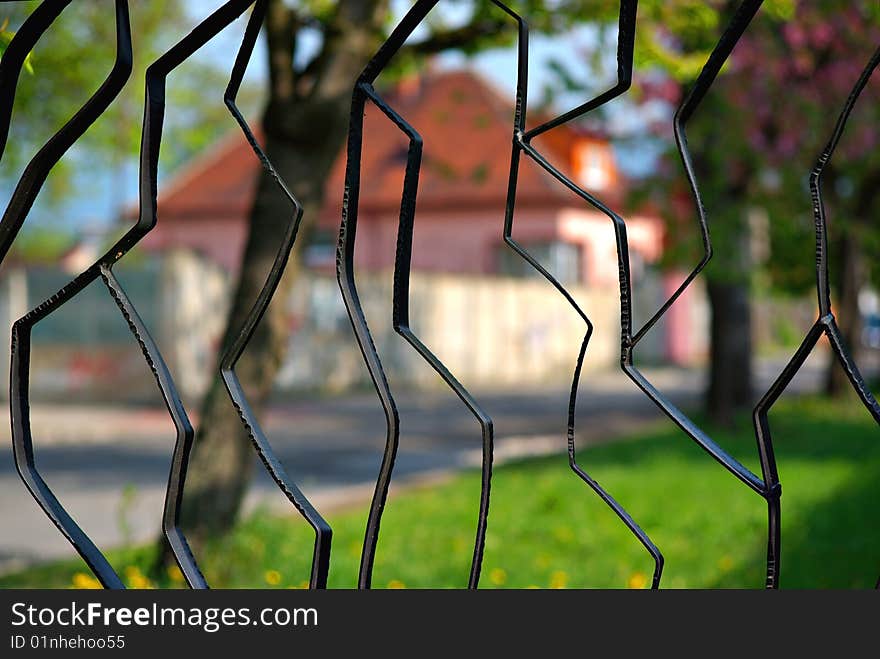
[1, 0, 878, 590]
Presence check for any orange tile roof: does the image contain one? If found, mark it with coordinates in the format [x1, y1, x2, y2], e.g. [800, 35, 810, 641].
[148, 69, 620, 226]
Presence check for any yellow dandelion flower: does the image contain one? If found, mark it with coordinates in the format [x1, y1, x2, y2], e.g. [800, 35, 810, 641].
[71, 573, 102, 590]
[549, 571, 568, 589]
[123, 566, 154, 590]
[133, 575, 154, 589]
[627, 572, 648, 589]
[718, 556, 734, 572]
[264, 570, 282, 586]
[387, 579, 406, 589]
[124, 566, 145, 581]
[526, 585, 541, 590]
[489, 568, 507, 586]
[166, 565, 185, 584]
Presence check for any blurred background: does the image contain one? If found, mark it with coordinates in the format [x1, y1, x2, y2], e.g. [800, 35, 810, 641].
[0, 0, 878, 589]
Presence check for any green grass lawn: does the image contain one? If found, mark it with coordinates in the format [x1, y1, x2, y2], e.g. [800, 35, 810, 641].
[2, 396, 878, 589]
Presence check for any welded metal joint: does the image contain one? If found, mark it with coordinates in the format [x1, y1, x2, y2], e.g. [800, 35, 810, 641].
[501, 0, 664, 589]
[751, 45, 880, 589]
[1, 0, 877, 592]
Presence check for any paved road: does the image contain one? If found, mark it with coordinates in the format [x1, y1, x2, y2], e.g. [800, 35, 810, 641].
[0, 361, 825, 574]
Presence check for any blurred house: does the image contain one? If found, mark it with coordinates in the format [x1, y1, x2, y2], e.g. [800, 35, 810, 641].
[143, 69, 661, 286]
[126, 69, 706, 398]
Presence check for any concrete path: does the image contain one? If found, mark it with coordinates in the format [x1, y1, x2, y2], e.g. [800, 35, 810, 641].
[0, 361, 825, 574]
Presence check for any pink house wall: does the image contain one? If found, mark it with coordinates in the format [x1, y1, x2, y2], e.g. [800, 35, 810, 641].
[350, 207, 664, 287]
[143, 206, 666, 292]
[142, 203, 701, 365]
[142, 216, 248, 273]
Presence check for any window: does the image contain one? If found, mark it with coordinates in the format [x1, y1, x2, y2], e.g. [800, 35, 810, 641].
[497, 241, 582, 285]
[304, 230, 337, 268]
[575, 142, 611, 191]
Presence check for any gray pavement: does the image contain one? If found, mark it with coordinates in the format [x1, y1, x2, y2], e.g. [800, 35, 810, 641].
[0, 360, 826, 574]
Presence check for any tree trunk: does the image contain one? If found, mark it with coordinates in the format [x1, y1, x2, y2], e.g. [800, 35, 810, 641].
[702, 189, 754, 427]
[166, 0, 388, 553]
[177, 106, 356, 542]
[826, 231, 865, 397]
[691, 79, 754, 428]
[176, 139, 334, 542]
[706, 279, 753, 426]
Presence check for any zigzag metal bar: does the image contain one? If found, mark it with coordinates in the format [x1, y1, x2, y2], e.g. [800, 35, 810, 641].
[338, 0, 501, 589]
[5, 0, 133, 590]
[514, 0, 781, 587]
[374, 80, 493, 590]
[631, 2, 762, 346]
[8, 0, 267, 589]
[0, 1, 72, 165]
[618, 0, 778, 584]
[100, 264, 206, 589]
[752, 45, 880, 589]
[338, 76, 402, 590]
[619, 0, 763, 488]
[218, 0, 332, 590]
[502, 0, 663, 589]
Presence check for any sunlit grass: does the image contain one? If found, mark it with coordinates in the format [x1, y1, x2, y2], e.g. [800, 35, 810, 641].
[2, 396, 878, 589]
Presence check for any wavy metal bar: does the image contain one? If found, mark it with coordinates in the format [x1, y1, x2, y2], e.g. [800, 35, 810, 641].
[373, 79, 493, 590]
[752, 45, 880, 589]
[8, 0, 264, 589]
[100, 264, 207, 589]
[5, 0, 132, 590]
[338, 0, 502, 589]
[218, 0, 332, 590]
[337, 66, 401, 587]
[502, 0, 663, 589]
[0, 1, 72, 167]
[619, 0, 766, 492]
[614, 0, 777, 585]
[514, 1, 780, 588]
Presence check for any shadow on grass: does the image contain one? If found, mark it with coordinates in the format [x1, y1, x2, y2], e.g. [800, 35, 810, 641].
[1, 397, 877, 589]
[706, 457, 880, 589]
[570, 398, 880, 588]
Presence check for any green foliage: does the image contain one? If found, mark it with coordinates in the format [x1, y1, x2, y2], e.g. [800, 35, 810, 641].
[763, 0, 796, 21]
[634, 0, 720, 80]
[3, 397, 877, 589]
[631, 2, 880, 294]
[0, 2, 261, 204]
[0, 0, 739, 211]
[0, 18, 33, 73]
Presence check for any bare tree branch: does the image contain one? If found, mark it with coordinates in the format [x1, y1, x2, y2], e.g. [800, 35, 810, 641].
[400, 17, 511, 58]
